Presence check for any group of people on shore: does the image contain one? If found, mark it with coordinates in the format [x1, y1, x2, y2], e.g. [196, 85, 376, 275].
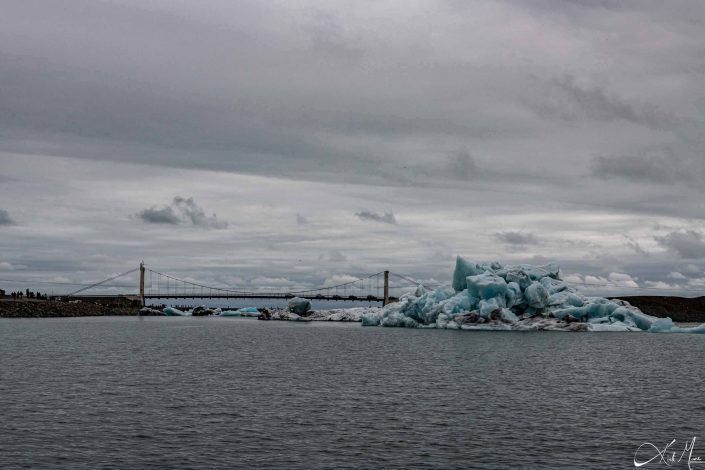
[0, 288, 49, 300]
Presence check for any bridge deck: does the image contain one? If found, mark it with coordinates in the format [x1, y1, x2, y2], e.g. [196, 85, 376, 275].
[142, 294, 396, 302]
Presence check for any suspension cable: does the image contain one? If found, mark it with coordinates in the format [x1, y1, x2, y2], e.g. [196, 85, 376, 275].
[67, 268, 140, 296]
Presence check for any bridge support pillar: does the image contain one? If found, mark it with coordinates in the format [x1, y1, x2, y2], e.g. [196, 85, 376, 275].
[383, 270, 389, 306]
[139, 261, 145, 307]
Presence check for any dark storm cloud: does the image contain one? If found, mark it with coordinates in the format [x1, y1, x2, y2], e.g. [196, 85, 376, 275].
[135, 197, 227, 229]
[1, 0, 702, 202]
[494, 232, 540, 245]
[656, 230, 705, 259]
[0, 209, 15, 225]
[355, 210, 397, 225]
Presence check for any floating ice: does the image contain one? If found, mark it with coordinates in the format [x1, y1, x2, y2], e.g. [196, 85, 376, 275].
[163, 306, 187, 316]
[220, 307, 260, 317]
[287, 297, 312, 315]
[362, 256, 705, 333]
[307, 307, 379, 322]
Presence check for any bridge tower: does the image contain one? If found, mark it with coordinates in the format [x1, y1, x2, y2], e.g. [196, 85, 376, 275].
[139, 261, 145, 307]
[383, 270, 389, 306]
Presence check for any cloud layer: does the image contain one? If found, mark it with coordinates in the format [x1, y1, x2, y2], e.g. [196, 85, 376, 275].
[0, 1, 704, 297]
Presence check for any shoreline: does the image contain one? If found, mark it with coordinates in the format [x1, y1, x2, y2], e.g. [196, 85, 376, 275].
[2, 296, 704, 322]
[0, 299, 140, 318]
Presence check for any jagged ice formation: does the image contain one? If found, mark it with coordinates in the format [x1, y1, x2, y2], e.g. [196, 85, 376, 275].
[362, 257, 705, 333]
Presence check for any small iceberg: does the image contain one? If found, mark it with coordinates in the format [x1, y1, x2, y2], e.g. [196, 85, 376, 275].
[220, 307, 260, 317]
[163, 306, 187, 316]
[362, 256, 705, 333]
[287, 297, 312, 315]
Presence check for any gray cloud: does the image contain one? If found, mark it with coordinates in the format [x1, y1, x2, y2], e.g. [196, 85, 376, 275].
[303, 12, 365, 61]
[355, 210, 397, 225]
[0, 0, 700, 204]
[624, 235, 649, 257]
[656, 231, 705, 259]
[136, 206, 181, 225]
[0, 209, 15, 226]
[2, 0, 705, 294]
[135, 197, 227, 229]
[447, 151, 480, 181]
[327, 250, 347, 262]
[592, 155, 674, 184]
[494, 231, 540, 245]
[296, 213, 309, 225]
[542, 74, 672, 129]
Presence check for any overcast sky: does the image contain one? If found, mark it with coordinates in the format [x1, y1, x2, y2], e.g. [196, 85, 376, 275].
[1, 0, 705, 297]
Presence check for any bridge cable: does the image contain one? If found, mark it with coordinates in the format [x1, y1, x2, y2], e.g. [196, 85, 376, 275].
[67, 268, 140, 297]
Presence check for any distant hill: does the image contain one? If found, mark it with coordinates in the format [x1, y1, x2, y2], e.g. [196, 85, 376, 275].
[614, 296, 705, 322]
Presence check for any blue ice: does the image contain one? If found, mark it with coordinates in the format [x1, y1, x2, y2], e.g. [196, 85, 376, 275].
[363, 256, 705, 333]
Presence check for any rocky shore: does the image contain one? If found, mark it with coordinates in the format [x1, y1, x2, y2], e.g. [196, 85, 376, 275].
[0, 299, 140, 318]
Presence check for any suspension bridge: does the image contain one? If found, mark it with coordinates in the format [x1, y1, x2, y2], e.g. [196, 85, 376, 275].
[61, 263, 435, 306]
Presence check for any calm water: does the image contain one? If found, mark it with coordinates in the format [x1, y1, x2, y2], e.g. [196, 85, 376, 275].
[2, 317, 705, 469]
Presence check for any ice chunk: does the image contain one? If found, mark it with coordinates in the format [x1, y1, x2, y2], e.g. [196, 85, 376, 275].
[380, 311, 418, 328]
[589, 321, 641, 332]
[551, 306, 586, 321]
[540, 276, 567, 294]
[163, 307, 186, 316]
[362, 310, 384, 326]
[500, 308, 518, 322]
[524, 282, 548, 309]
[567, 293, 585, 307]
[441, 289, 475, 316]
[452, 256, 482, 291]
[306, 307, 378, 322]
[287, 297, 312, 315]
[547, 291, 570, 306]
[505, 270, 532, 290]
[436, 313, 451, 329]
[478, 297, 505, 319]
[466, 273, 508, 301]
[221, 307, 260, 317]
[668, 323, 705, 334]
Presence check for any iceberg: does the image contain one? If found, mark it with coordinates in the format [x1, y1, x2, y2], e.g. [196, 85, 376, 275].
[363, 256, 705, 333]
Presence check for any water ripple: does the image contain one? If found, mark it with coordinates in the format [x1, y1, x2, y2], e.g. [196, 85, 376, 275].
[2, 317, 705, 468]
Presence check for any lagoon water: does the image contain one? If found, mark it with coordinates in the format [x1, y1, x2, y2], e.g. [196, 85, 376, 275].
[2, 316, 705, 469]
